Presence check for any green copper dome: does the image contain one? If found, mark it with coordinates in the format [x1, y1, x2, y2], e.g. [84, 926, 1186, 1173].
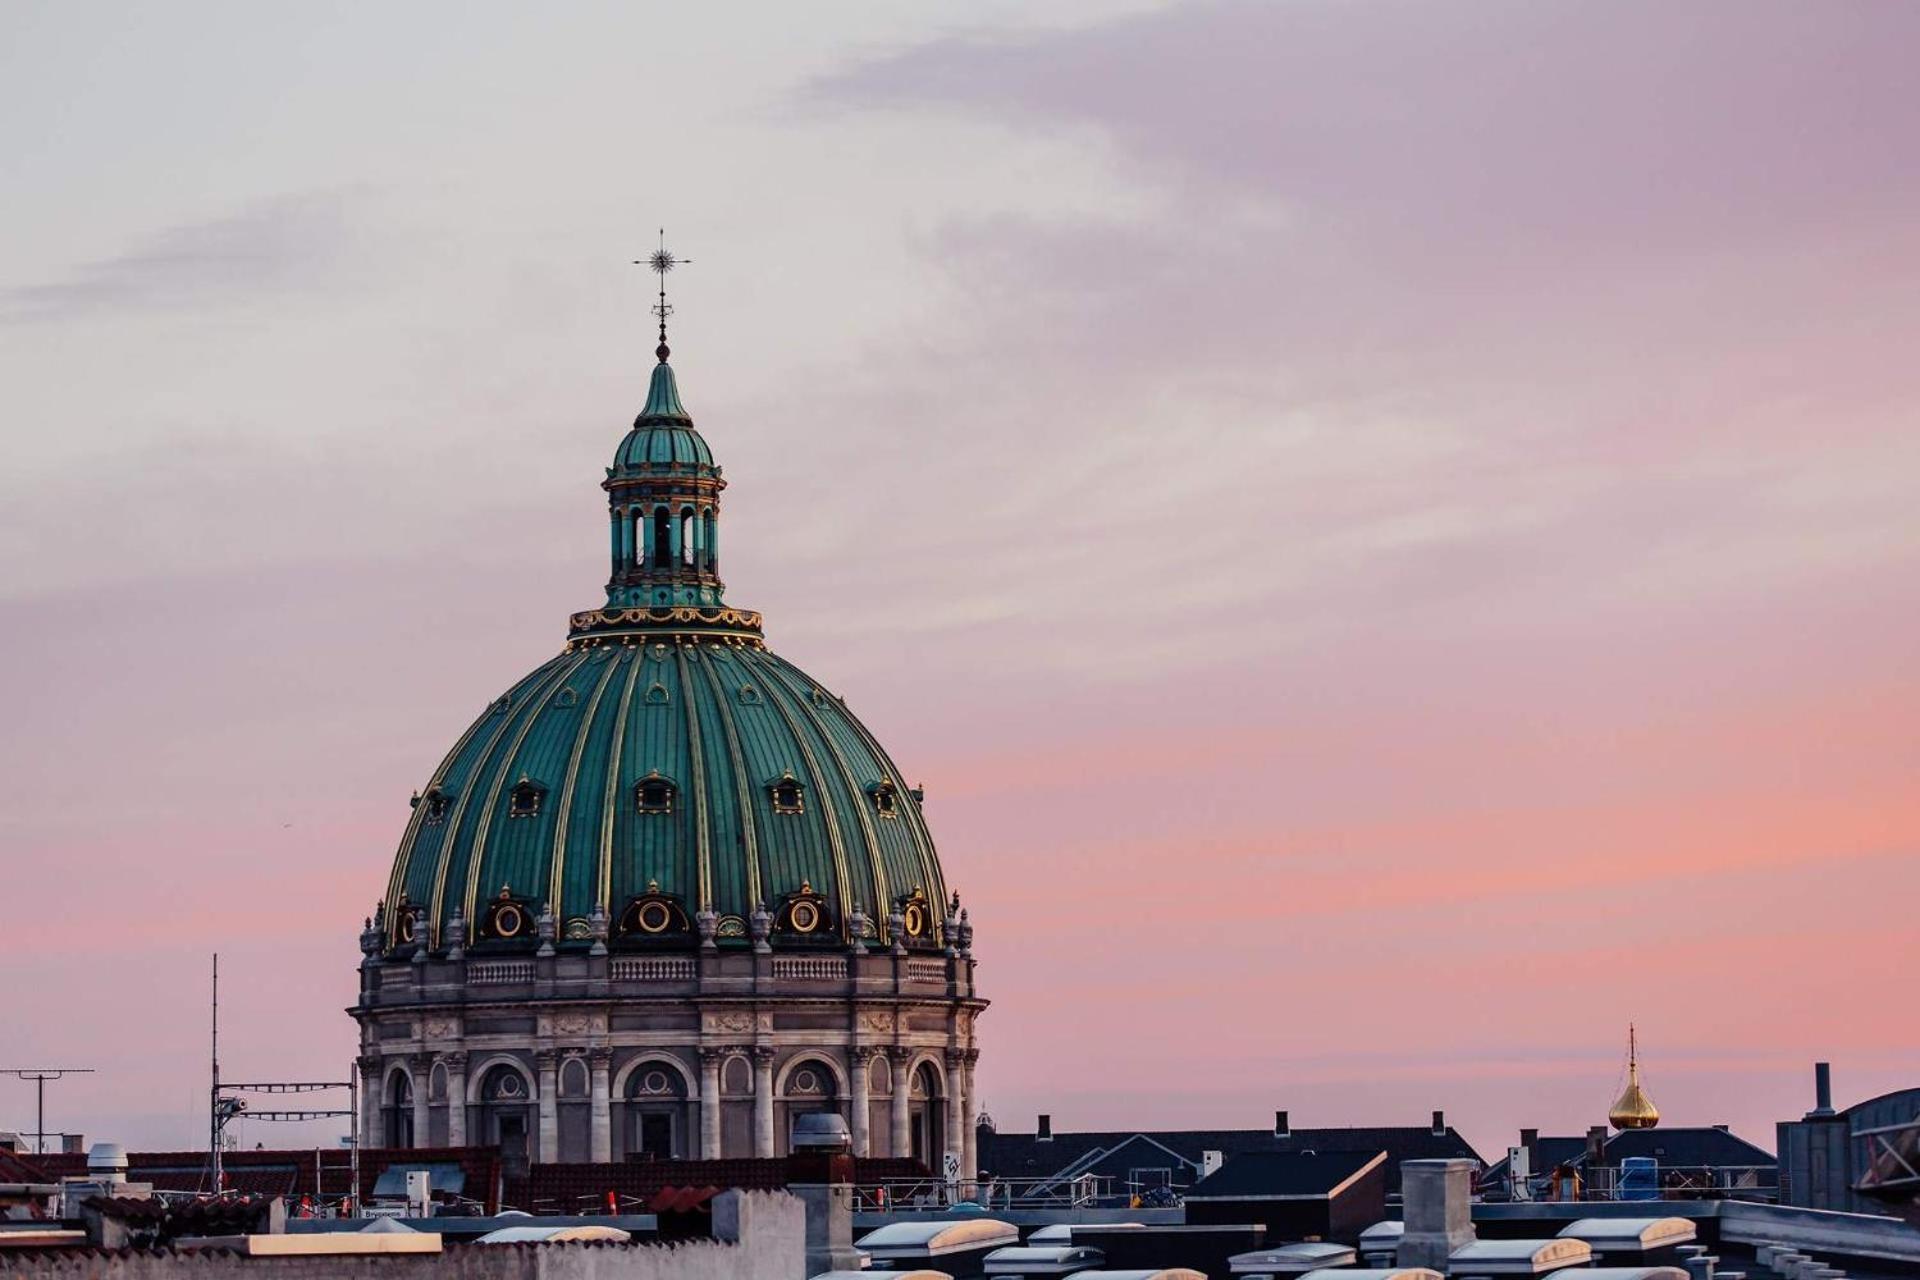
[379, 349, 952, 954]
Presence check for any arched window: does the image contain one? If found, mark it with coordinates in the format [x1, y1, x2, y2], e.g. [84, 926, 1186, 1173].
[679, 508, 695, 568]
[769, 773, 805, 815]
[478, 1064, 533, 1168]
[508, 777, 547, 820]
[626, 1061, 689, 1159]
[701, 509, 716, 573]
[652, 508, 671, 568]
[910, 1062, 945, 1166]
[635, 773, 676, 814]
[383, 1069, 414, 1148]
[783, 1058, 842, 1151]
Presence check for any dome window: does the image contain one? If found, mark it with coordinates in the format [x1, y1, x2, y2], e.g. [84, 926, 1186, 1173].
[897, 888, 933, 942]
[617, 881, 692, 941]
[416, 788, 451, 826]
[507, 776, 548, 820]
[634, 772, 676, 814]
[483, 886, 532, 940]
[867, 781, 899, 819]
[768, 772, 805, 815]
[777, 881, 833, 939]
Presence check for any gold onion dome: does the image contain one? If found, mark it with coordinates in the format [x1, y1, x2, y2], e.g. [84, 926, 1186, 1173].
[1609, 1024, 1661, 1130]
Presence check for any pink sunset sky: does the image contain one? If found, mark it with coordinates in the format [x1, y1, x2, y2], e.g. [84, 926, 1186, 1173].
[3, 1, 1917, 1159]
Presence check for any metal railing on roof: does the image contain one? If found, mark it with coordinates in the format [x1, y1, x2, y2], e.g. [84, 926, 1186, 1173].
[853, 1173, 1116, 1210]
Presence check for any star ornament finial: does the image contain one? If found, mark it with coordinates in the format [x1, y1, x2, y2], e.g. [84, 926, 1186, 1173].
[634, 228, 691, 363]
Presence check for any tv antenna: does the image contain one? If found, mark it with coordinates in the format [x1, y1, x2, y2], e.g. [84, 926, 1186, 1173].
[1, 1067, 94, 1156]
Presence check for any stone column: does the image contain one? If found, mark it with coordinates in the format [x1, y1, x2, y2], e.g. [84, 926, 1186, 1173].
[700, 1050, 725, 1159]
[961, 1050, 980, 1187]
[410, 1054, 432, 1149]
[943, 1051, 965, 1180]
[536, 1051, 560, 1163]
[443, 1053, 468, 1147]
[889, 1049, 913, 1160]
[589, 1050, 613, 1163]
[356, 1056, 381, 1150]
[849, 1050, 871, 1157]
[753, 1048, 777, 1157]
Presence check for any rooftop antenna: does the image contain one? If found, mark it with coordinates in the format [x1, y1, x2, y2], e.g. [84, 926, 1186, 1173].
[1, 1066, 95, 1156]
[634, 228, 690, 363]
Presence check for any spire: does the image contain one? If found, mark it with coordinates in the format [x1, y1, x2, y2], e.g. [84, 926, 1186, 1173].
[640, 228, 689, 365]
[632, 229, 692, 424]
[1609, 1023, 1661, 1130]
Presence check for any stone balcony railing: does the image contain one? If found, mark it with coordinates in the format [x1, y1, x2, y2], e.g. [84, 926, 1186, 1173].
[611, 956, 698, 982]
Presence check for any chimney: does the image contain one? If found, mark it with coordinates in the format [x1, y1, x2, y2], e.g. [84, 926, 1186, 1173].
[1432, 1110, 1447, 1136]
[1037, 1114, 1052, 1143]
[1275, 1110, 1290, 1138]
[1586, 1125, 1608, 1166]
[1812, 1062, 1835, 1116]
[1521, 1128, 1540, 1162]
[1396, 1160, 1477, 1269]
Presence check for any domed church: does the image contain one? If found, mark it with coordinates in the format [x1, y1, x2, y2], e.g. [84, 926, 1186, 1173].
[350, 260, 985, 1177]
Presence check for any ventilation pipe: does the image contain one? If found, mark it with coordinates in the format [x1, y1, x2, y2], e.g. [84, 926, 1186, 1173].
[1812, 1062, 1835, 1116]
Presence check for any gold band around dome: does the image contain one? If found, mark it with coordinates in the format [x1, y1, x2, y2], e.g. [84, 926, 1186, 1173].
[567, 604, 765, 648]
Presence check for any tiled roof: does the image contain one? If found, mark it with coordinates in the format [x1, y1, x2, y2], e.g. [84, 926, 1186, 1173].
[30, 1147, 504, 1211]
[979, 1125, 1484, 1192]
[1185, 1150, 1384, 1199]
[507, 1156, 929, 1215]
[0, 1149, 53, 1184]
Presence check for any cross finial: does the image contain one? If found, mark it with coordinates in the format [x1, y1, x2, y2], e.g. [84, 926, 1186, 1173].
[635, 228, 690, 364]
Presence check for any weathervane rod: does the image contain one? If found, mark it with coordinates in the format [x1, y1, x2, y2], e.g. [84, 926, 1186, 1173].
[634, 228, 690, 364]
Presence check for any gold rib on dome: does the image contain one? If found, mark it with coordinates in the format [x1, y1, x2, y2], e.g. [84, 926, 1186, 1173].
[1609, 1024, 1661, 1131]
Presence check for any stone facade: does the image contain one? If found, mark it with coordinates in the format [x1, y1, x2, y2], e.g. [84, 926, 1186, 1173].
[350, 937, 983, 1177]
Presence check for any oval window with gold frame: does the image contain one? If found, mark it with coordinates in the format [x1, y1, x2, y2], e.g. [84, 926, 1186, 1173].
[636, 900, 673, 934]
[902, 902, 927, 938]
[790, 900, 821, 934]
[493, 904, 526, 938]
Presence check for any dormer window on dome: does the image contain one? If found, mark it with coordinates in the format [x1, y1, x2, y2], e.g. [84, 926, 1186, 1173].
[635, 772, 676, 814]
[618, 881, 692, 941]
[769, 772, 805, 815]
[482, 886, 531, 941]
[417, 788, 451, 826]
[508, 776, 548, 819]
[777, 880, 833, 938]
[867, 781, 899, 818]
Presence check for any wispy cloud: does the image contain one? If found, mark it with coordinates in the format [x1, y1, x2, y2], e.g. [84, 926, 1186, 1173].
[1, 190, 363, 323]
